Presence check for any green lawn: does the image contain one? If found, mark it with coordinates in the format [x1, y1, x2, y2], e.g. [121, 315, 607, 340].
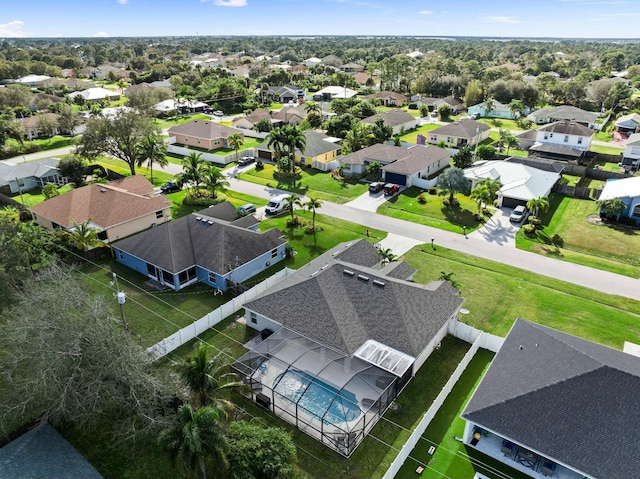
[153, 113, 211, 131]
[11, 184, 74, 207]
[516, 194, 640, 278]
[404, 245, 640, 347]
[378, 187, 489, 234]
[93, 157, 175, 187]
[589, 143, 624, 155]
[394, 349, 532, 479]
[476, 117, 529, 131]
[1, 135, 79, 159]
[238, 164, 369, 203]
[166, 189, 269, 219]
[398, 123, 440, 144]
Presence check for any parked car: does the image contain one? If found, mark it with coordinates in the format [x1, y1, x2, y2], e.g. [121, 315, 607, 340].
[238, 203, 257, 215]
[469, 113, 480, 120]
[368, 182, 385, 193]
[265, 194, 291, 215]
[213, 110, 224, 117]
[383, 183, 400, 196]
[237, 156, 256, 166]
[510, 205, 528, 223]
[160, 181, 180, 193]
[430, 110, 438, 117]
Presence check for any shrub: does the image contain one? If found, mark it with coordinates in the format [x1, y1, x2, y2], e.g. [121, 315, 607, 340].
[417, 194, 427, 204]
[407, 103, 418, 110]
[428, 187, 437, 195]
[522, 224, 537, 236]
[255, 160, 264, 171]
[182, 194, 226, 207]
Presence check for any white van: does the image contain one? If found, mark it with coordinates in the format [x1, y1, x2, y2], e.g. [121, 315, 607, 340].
[264, 194, 291, 215]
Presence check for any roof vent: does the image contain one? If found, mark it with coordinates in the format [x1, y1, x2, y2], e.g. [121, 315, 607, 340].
[373, 280, 386, 288]
[321, 264, 329, 270]
[310, 271, 319, 277]
[343, 269, 355, 277]
[195, 217, 202, 221]
[357, 274, 369, 282]
[100, 188, 106, 193]
[207, 220, 214, 225]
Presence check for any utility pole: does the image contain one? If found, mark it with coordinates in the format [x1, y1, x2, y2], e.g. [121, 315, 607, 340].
[14, 177, 24, 205]
[112, 272, 129, 332]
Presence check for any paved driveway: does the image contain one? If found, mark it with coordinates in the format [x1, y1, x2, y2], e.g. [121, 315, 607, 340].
[345, 189, 398, 212]
[468, 208, 522, 247]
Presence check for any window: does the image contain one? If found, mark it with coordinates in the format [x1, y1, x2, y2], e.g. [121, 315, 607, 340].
[184, 137, 188, 142]
[578, 137, 583, 145]
[271, 248, 278, 258]
[155, 210, 163, 219]
[208, 272, 217, 285]
[564, 135, 569, 143]
[117, 250, 123, 260]
[543, 133, 549, 140]
[250, 312, 257, 324]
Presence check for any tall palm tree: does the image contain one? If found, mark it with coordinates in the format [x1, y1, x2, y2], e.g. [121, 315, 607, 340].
[305, 197, 322, 232]
[378, 247, 397, 266]
[343, 123, 369, 153]
[177, 152, 205, 196]
[365, 161, 382, 181]
[260, 82, 269, 104]
[304, 101, 321, 115]
[481, 178, 502, 205]
[266, 126, 286, 163]
[136, 133, 168, 183]
[202, 165, 229, 199]
[526, 196, 550, 218]
[67, 218, 103, 251]
[228, 132, 244, 162]
[470, 184, 491, 214]
[283, 125, 306, 172]
[175, 343, 245, 411]
[504, 134, 519, 156]
[158, 404, 229, 479]
[284, 193, 302, 224]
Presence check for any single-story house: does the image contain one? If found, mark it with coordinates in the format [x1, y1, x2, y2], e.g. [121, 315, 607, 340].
[529, 120, 594, 160]
[363, 91, 408, 107]
[621, 132, 640, 172]
[599, 176, 640, 222]
[428, 119, 491, 148]
[412, 96, 465, 114]
[462, 318, 640, 479]
[259, 85, 302, 104]
[468, 99, 523, 120]
[167, 120, 244, 151]
[154, 99, 209, 115]
[312, 86, 358, 101]
[361, 110, 419, 135]
[272, 105, 307, 125]
[0, 422, 104, 479]
[340, 143, 414, 177]
[341, 62, 365, 73]
[515, 129, 538, 150]
[0, 157, 67, 195]
[303, 57, 322, 68]
[381, 144, 451, 187]
[233, 108, 278, 130]
[255, 130, 342, 171]
[21, 113, 62, 140]
[14, 74, 51, 86]
[235, 239, 464, 456]
[464, 160, 561, 208]
[112, 202, 286, 291]
[30, 93, 65, 111]
[527, 105, 599, 128]
[30, 175, 171, 243]
[614, 112, 640, 135]
[68, 87, 121, 102]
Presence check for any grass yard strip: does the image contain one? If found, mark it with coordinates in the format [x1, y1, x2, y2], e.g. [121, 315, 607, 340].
[403, 246, 640, 347]
[398, 123, 440, 144]
[11, 184, 74, 206]
[93, 157, 175, 187]
[378, 187, 487, 233]
[589, 143, 625, 155]
[238, 164, 369, 204]
[165, 189, 268, 219]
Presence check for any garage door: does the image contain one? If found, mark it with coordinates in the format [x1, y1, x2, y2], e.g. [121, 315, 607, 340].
[258, 150, 272, 160]
[384, 172, 407, 186]
[502, 197, 526, 209]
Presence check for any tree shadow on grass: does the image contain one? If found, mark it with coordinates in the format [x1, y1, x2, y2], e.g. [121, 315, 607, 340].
[440, 204, 477, 227]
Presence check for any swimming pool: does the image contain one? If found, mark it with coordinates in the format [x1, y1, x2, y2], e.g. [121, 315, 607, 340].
[274, 370, 361, 425]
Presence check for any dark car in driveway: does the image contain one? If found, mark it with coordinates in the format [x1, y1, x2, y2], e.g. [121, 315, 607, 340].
[160, 181, 180, 193]
[368, 181, 385, 193]
[237, 156, 256, 166]
[383, 183, 400, 196]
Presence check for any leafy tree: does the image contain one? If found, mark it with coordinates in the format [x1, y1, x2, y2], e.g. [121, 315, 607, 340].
[228, 132, 244, 161]
[365, 161, 382, 180]
[58, 155, 86, 187]
[597, 197, 625, 220]
[437, 167, 471, 203]
[437, 104, 452, 120]
[305, 197, 322, 232]
[452, 146, 474, 169]
[136, 133, 168, 183]
[325, 113, 356, 139]
[76, 110, 157, 175]
[158, 404, 229, 479]
[57, 103, 80, 134]
[463, 79, 483, 108]
[202, 165, 229, 199]
[369, 117, 393, 145]
[0, 266, 169, 437]
[6, 119, 26, 148]
[476, 144, 497, 161]
[34, 115, 57, 141]
[254, 118, 272, 132]
[42, 182, 59, 200]
[526, 196, 550, 218]
[175, 343, 244, 410]
[604, 82, 631, 112]
[177, 152, 206, 196]
[226, 421, 299, 479]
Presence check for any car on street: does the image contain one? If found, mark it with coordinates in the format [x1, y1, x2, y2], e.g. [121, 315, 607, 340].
[510, 205, 528, 223]
[238, 203, 257, 215]
[213, 110, 224, 117]
[160, 181, 180, 193]
[237, 156, 256, 166]
[383, 183, 400, 196]
[368, 181, 385, 193]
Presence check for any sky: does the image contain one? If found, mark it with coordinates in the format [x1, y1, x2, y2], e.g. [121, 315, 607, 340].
[1, 0, 640, 39]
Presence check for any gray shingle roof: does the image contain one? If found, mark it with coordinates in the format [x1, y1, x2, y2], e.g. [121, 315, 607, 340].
[382, 145, 450, 175]
[530, 143, 584, 158]
[538, 120, 593, 137]
[113, 210, 284, 274]
[0, 157, 61, 183]
[361, 109, 415, 127]
[529, 105, 598, 124]
[167, 120, 240, 140]
[341, 143, 414, 167]
[0, 422, 104, 479]
[243, 240, 463, 357]
[462, 319, 640, 479]
[430, 119, 490, 139]
[300, 130, 342, 158]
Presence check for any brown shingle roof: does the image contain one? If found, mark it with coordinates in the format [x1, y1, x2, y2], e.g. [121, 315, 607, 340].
[30, 176, 169, 229]
[168, 120, 241, 141]
[361, 109, 415, 127]
[430, 118, 490, 139]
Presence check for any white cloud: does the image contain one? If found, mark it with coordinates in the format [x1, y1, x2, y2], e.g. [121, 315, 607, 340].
[117, 0, 128, 4]
[0, 20, 27, 38]
[94, 31, 110, 37]
[418, 10, 433, 14]
[483, 16, 520, 23]
[212, 0, 247, 6]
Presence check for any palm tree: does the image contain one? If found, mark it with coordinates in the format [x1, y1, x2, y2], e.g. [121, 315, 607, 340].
[158, 404, 229, 479]
[117, 79, 128, 96]
[470, 184, 491, 214]
[343, 123, 370, 153]
[175, 343, 245, 410]
[260, 82, 269, 104]
[177, 152, 205, 196]
[67, 219, 103, 251]
[228, 132, 244, 162]
[284, 194, 302, 224]
[305, 197, 322, 232]
[202, 165, 229, 199]
[136, 133, 168, 183]
[304, 101, 321, 115]
[597, 197, 626, 220]
[508, 99, 525, 119]
[365, 161, 382, 181]
[481, 178, 502, 205]
[504, 133, 519, 156]
[439, 271, 460, 289]
[484, 96, 495, 117]
[378, 247, 397, 266]
[526, 196, 550, 218]
[266, 126, 287, 163]
[283, 125, 306, 172]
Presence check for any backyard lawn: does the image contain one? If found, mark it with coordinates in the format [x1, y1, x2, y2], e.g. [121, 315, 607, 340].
[476, 117, 529, 131]
[237, 164, 369, 203]
[165, 189, 268, 219]
[152, 113, 211, 131]
[516, 194, 640, 278]
[11, 184, 74, 207]
[378, 187, 489, 234]
[398, 123, 440, 144]
[589, 143, 625, 156]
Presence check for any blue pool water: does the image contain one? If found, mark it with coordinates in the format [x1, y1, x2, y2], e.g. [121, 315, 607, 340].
[274, 370, 361, 425]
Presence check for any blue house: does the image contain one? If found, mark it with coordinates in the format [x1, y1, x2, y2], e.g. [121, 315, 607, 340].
[598, 176, 640, 222]
[112, 202, 287, 291]
[468, 99, 520, 120]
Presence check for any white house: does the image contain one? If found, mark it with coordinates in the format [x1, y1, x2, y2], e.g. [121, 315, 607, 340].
[621, 133, 640, 172]
[312, 86, 358, 101]
[468, 100, 523, 120]
[303, 57, 322, 68]
[599, 176, 640, 222]
[69, 87, 120, 102]
[529, 120, 594, 160]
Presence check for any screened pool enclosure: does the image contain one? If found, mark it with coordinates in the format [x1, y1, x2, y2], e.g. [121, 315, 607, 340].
[233, 327, 413, 456]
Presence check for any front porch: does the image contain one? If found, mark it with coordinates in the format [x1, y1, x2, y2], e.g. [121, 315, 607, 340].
[464, 427, 584, 479]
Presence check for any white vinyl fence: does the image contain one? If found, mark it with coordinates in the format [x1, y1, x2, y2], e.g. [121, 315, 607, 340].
[381, 322, 504, 479]
[146, 268, 294, 360]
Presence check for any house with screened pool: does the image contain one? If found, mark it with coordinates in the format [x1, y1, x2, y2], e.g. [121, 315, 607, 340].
[233, 239, 464, 456]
